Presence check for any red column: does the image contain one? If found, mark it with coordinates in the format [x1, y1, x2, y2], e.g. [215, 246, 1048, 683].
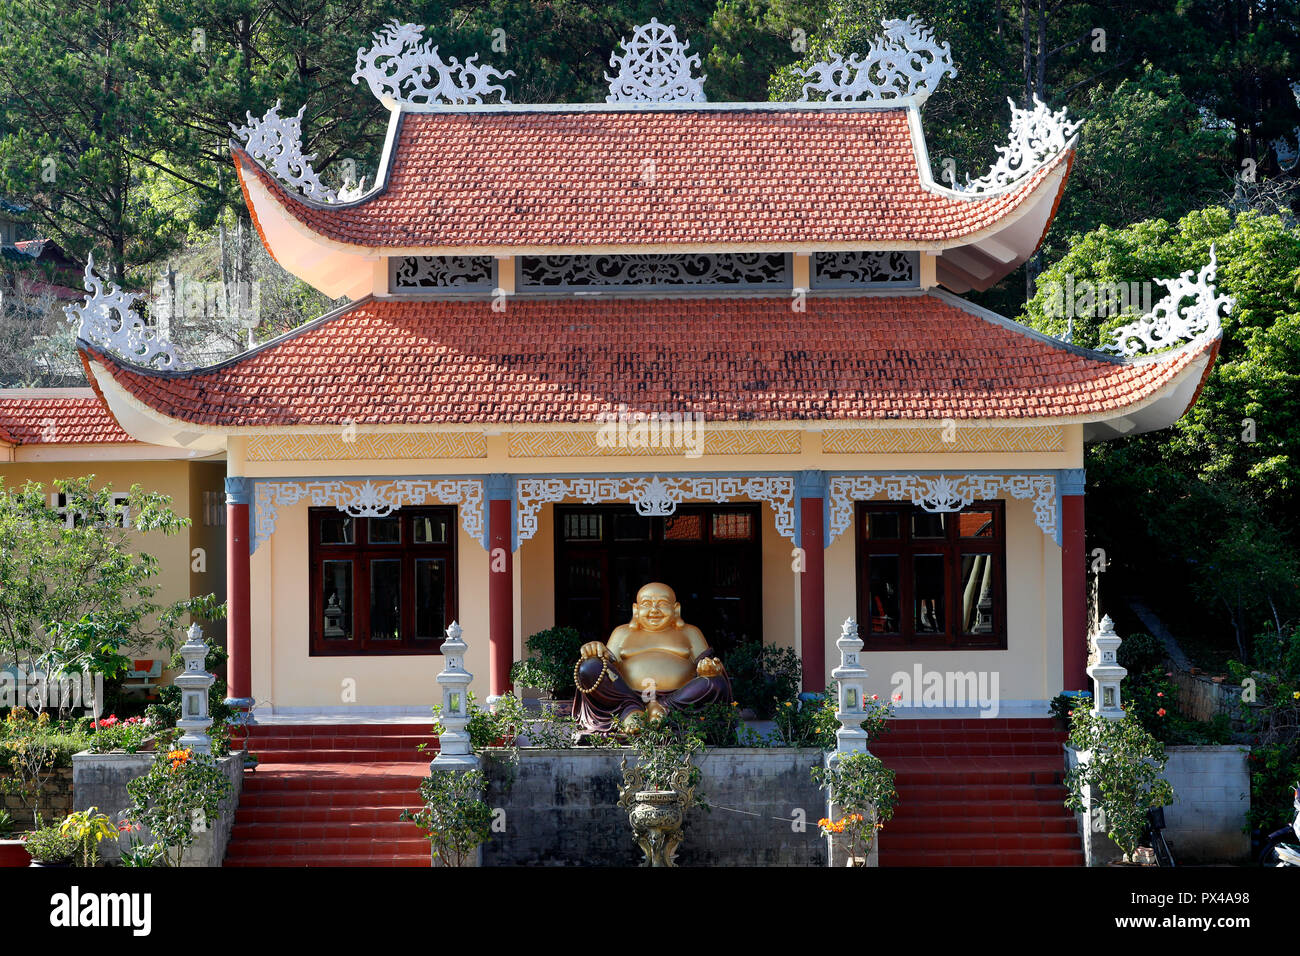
[488, 493, 514, 698]
[800, 495, 826, 692]
[224, 477, 253, 712]
[1061, 494, 1088, 692]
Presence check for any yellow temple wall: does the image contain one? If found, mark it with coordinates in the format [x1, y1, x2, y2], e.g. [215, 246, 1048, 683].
[244, 423, 1080, 708]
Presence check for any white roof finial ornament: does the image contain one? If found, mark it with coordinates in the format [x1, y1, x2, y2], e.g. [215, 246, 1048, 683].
[1100, 247, 1232, 357]
[952, 96, 1082, 194]
[66, 255, 191, 371]
[230, 101, 356, 204]
[795, 16, 955, 104]
[1270, 80, 1299, 171]
[353, 20, 514, 108]
[605, 19, 706, 103]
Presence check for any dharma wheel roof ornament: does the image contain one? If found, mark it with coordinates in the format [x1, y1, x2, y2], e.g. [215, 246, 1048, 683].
[794, 16, 956, 105]
[1100, 247, 1232, 357]
[353, 20, 514, 107]
[66, 255, 190, 371]
[605, 19, 707, 103]
[230, 101, 363, 204]
[953, 95, 1082, 195]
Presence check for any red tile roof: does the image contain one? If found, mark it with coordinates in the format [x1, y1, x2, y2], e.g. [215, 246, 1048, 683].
[235, 108, 1070, 249]
[81, 294, 1211, 428]
[0, 392, 136, 444]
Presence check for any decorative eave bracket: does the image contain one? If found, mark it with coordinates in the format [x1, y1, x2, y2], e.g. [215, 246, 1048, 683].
[66, 256, 190, 371]
[230, 101, 365, 205]
[951, 96, 1082, 195]
[794, 16, 955, 105]
[1099, 248, 1232, 357]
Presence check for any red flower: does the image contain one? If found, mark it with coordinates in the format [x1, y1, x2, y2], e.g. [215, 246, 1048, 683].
[1157, 708, 1167, 717]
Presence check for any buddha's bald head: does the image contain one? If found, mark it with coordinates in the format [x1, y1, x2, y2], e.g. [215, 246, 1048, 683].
[633, 582, 680, 631]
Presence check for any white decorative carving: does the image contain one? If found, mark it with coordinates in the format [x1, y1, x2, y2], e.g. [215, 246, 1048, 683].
[392, 255, 494, 290]
[353, 20, 513, 106]
[953, 96, 1082, 194]
[827, 473, 1058, 540]
[812, 251, 916, 286]
[254, 478, 484, 550]
[65, 256, 190, 370]
[1100, 249, 1232, 356]
[795, 16, 955, 105]
[605, 19, 706, 103]
[230, 101, 352, 203]
[519, 253, 787, 289]
[516, 475, 796, 542]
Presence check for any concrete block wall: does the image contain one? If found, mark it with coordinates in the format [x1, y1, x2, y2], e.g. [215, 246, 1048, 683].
[73, 750, 244, 866]
[1067, 744, 1251, 865]
[481, 747, 826, 866]
[1162, 746, 1251, 864]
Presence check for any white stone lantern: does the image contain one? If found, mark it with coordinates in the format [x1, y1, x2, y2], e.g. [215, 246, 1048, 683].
[830, 618, 871, 754]
[1087, 615, 1127, 720]
[431, 621, 478, 770]
[175, 624, 215, 754]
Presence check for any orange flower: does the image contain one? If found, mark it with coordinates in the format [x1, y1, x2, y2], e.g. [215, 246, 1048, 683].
[167, 748, 193, 771]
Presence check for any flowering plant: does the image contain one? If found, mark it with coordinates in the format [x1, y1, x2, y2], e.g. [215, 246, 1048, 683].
[812, 751, 897, 863]
[124, 746, 231, 866]
[89, 715, 152, 753]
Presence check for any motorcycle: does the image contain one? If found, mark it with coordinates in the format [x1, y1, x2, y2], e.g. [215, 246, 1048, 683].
[1258, 784, 1300, 866]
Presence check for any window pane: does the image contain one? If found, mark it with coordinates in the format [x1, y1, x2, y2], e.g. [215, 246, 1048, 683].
[368, 516, 401, 544]
[321, 561, 353, 640]
[867, 556, 900, 633]
[320, 515, 354, 545]
[913, 555, 946, 633]
[415, 559, 447, 640]
[612, 513, 651, 541]
[912, 512, 947, 538]
[369, 560, 402, 640]
[864, 511, 900, 539]
[563, 513, 603, 541]
[567, 556, 604, 597]
[959, 510, 995, 538]
[664, 513, 702, 540]
[960, 554, 997, 633]
[413, 514, 448, 544]
[711, 511, 754, 540]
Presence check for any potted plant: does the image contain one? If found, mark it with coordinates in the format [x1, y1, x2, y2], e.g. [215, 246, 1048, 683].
[24, 826, 77, 867]
[813, 750, 898, 866]
[401, 769, 493, 867]
[1064, 709, 1175, 864]
[510, 625, 584, 714]
[123, 745, 232, 867]
[0, 810, 31, 867]
[616, 719, 705, 867]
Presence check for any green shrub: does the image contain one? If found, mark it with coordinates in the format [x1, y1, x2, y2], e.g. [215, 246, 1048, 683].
[1118, 632, 1168, 674]
[401, 769, 493, 866]
[510, 626, 584, 699]
[727, 641, 802, 718]
[24, 826, 76, 863]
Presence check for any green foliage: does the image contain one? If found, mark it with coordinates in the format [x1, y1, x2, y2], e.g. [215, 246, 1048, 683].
[727, 641, 802, 718]
[626, 715, 705, 799]
[124, 746, 231, 867]
[812, 750, 898, 861]
[510, 625, 584, 699]
[1230, 625, 1300, 830]
[88, 715, 153, 754]
[0, 479, 225, 719]
[401, 769, 493, 866]
[23, 825, 77, 864]
[0, 709, 91, 826]
[0, 808, 12, 837]
[1119, 632, 1168, 674]
[1050, 691, 1092, 726]
[1064, 711, 1175, 859]
[1024, 208, 1300, 662]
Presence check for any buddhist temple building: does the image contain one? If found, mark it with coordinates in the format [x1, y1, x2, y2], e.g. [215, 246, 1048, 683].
[71, 18, 1223, 719]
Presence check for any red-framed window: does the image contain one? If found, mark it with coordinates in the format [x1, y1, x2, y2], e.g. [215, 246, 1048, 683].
[309, 507, 458, 656]
[854, 500, 1007, 650]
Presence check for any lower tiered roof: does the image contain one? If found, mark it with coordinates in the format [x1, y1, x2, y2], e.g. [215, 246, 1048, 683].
[78, 292, 1217, 440]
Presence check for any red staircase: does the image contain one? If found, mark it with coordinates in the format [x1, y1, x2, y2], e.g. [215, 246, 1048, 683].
[872, 718, 1084, 866]
[223, 723, 438, 867]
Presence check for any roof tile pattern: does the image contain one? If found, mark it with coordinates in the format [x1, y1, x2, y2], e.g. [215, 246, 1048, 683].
[236, 109, 1067, 248]
[0, 395, 135, 444]
[85, 295, 1207, 427]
